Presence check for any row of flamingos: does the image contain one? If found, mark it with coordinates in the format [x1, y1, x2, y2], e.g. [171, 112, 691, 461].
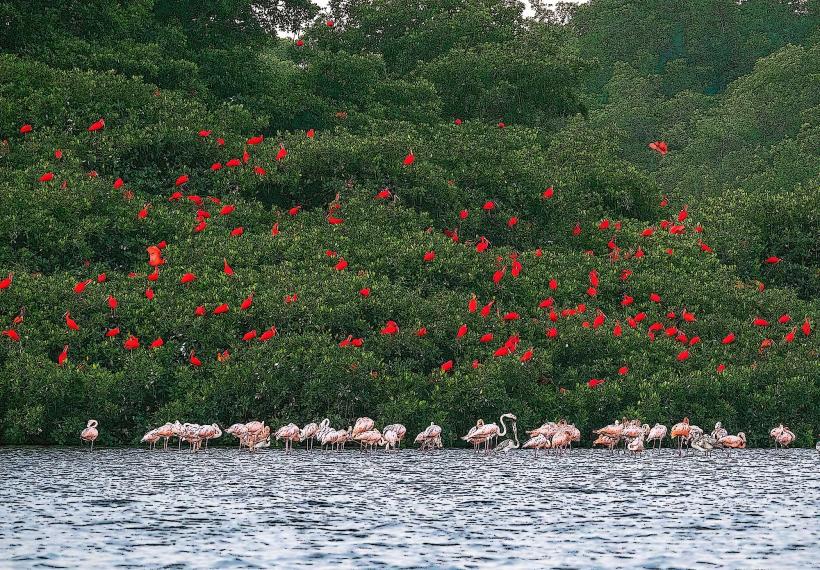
[590, 417, 798, 455]
[78, 417, 809, 453]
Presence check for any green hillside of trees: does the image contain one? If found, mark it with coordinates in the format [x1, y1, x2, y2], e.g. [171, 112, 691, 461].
[0, 0, 817, 446]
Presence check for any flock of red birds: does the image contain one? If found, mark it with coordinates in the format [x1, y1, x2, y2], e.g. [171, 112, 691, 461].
[0, 119, 815, 390]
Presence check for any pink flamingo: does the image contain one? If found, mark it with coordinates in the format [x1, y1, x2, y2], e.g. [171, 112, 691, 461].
[593, 434, 619, 452]
[522, 434, 551, 457]
[551, 430, 571, 454]
[628, 435, 645, 454]
[414, 422, 442, 450]
[646, 423, 667, 451]
[300, 419, 327, 450]
[154, 422, 175, 450]
[383, 423, 407, 448]
[719, 432, 746, 454]
[352, 417, 375, 439]
[776, 428, 796, 449]
[80, 419, 99, 451]
[463, 414, 516, 452]
[461, 419, 485, 451]
[226, 423, 249, 448]
[198, 423, 221, 449]
[381, 429, 399, 450]
[275, 423, 301, 452]
[141, 429, 160, 449]
[670, 417, 691, 456]
[355, 429, 382, 451]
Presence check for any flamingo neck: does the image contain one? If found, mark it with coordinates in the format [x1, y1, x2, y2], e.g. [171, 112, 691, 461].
[498, 416, 508, 437]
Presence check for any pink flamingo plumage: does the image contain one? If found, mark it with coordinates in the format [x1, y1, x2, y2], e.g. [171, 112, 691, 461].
[80, 419, 99, 451]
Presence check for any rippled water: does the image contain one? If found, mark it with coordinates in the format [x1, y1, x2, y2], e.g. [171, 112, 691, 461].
[1, 447, 818, 568]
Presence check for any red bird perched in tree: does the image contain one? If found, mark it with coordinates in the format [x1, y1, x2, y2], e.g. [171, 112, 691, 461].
[520, 348, 534, 363]
[468, 294, 478, 313]
[802, 318, 812, 336]
[106, 327, 121, 338]
[19, 123, 32, 134]
[592, 311, 606, 330]
[334, 258, 348, 271]
[107, 295, 118, 310]
[226, 158, 241, 168]
[113, 177, 124, 189]
[493, 346, 511, 357]
[587, 378, 605, 389]
[682, 310, 696, 322]
[510, 258, 522, 278]
[778, 314, 791, 324]
[459, 209, 469, 219]
[189, 351, 202, 367]
[507, 216, 518, 228]
[618, 365, 629, 376]
[259, 326, 277, 341]
[39, 172, 54, 183]
[150, 338, 164, 349]
[649, 292, 661, 303]
[480, 301, 494, 318]
[572, 222, 581, 236]
[271, 222, 280, 236]
[539, 297, 555, 309]
[230, 227, 244, 237]
[194, 305, 206, 317]
[3, 329, 20, 341]
[169, 191, 183, 201]
[57, 345, 69, 366]
[327, 215, 344, 225]
[598, 219, 610, 230]
[247, 135, 264, 145]
[423, 251, 436, 262]
[589, 270, 599, 288]
[73, 279, 92, 294]
[219, 204, 235, 216]
[276, 146, 288, 161]
[482, 200, 495, 211]
[676, 349, 690, 361]
[193, 220, 207, 233]
[456, 324, 468, 339]
[765, 256, 782, 264]
[648, 141, 668, 155]
[542, 186, 554, 199]
[374, 188, 391, 200]
[180, 272, 196, 284]
[124, 336, 139, 350]
[213, 303, 229, 315]
[546, 327, 558, 339]
[753, 317, 770, 327]
[503, 312, 520, 321]
[254, 166, 266, 176]
[243, 330, 258, 341]
[87, 118, 105, 132]
[198, 130, 211, 137]
[306, 128, 315, 138]
[359, 287, 371, 297]
[402, 151, 415, 166]
[175, 174, 189, 186]
[223, 259, 234, 276]
[0, 273, 12, 290]
[380, 320, 399, 335]
[613, 322, 623, 337]
[621, 294, 634, 307]
[416, 327, 428, 337]
[492, 267, 506, 285]
[479, 332, 494, 343]
[476, 237, 490, 253]
[147, 246, 165, 267]
[65, 312, 79, 331]
[211, 162, 223, 171]
[440, 360, 454, 373]
[784, 328, 796, 343]
[722, 332, 736, 344]
[241, 294, 253, 310]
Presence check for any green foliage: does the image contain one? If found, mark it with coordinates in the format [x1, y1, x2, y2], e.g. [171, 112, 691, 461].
[0, 0, 818, 447]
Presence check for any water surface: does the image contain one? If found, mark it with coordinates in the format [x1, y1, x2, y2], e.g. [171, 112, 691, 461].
[1, 447, 818, 568]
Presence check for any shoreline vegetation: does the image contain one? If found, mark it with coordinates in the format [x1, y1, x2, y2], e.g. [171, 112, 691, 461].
[0, 1, 818, 448]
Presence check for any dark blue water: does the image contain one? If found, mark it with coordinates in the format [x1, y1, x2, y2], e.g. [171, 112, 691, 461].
[0, 448, 817, 568]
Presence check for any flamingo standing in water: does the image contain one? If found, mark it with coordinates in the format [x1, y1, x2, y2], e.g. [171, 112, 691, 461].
[593, 420, 624, 453]
[718, 432, 746, 454]
[154, 422, 176, 450]
[522, 434, 551, 457]
[300, 420, 325, 450]
[593, 434, 620, 452]
[670, 417, 691, 456]
[382, 424, 407, 448]
[141, 429, 160, 449]
[226, 423, 249, 448]
[380, 429, 399, 450]
[198, 423, 222, 449]
[776, 428, 796, 449]
[352, 417, 375, 439]
[646, 423, 667, 451]
[461, 419, 486, 451]
[628, 435, 645, 454]
[493, 418, 520, 453]
[414, 422, 442, 450]
[463, 413, 516, 452]
[551, 429, 572, 454]
[275, 423, 301, 452]
[355, 429, 382, 451]
[81, 420, 99, 451]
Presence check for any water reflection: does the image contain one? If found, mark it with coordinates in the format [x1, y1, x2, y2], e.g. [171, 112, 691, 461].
[1, 448, 818, 568]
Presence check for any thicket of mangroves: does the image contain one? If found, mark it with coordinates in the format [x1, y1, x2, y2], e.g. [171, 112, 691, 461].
[0, 0, 817, 446]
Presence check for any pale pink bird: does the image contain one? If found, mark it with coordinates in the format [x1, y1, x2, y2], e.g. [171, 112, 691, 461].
[551, 430, 571, 454]
[226, 423, 249, 448]
[275, 423, 301, 452]
[628, 435, 645, 454]
[461, 419, 486, 451]
[522, 434, 551, 457]
[381, 429, 399, 450]
[352, 417, 375, 438]
[414, 422, 442, 451]
[382, 423, 407, 448]
[527, 421, 559, 439]
[646, 423, 667, 450]
[670, 417, 692, 456]
[593, 434, 620, 452]
[463, 414, 516, 452]
[141, 429, 161, 450]
[198, 423, 222, 449]
[776, 428, 796, 449]
[355, 429, 383, 451]
[300, 420, 326, 450]
[80, 419, 99, 451]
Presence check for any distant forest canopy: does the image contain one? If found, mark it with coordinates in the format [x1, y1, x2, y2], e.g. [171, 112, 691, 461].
[0, 0, 817, 447]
